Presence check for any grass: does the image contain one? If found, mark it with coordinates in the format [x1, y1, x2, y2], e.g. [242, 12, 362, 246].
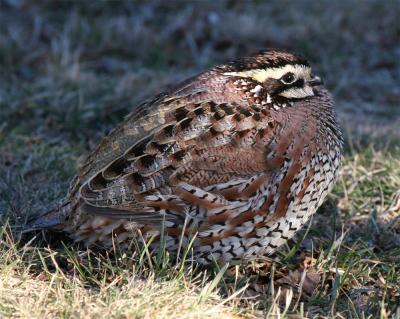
[0, 229, 240, 318]
[0, 1, 399, 318]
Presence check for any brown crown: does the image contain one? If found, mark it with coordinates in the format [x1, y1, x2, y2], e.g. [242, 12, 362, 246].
[219, 48, 310, 72]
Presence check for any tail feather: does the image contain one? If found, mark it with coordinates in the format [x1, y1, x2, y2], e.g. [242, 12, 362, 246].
[23, 201, 71, 232]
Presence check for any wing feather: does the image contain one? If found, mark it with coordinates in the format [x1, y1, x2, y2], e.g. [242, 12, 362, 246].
[67, 74, 277, 225]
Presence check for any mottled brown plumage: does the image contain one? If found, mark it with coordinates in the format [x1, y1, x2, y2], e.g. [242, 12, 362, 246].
[30, 49, 343, 264]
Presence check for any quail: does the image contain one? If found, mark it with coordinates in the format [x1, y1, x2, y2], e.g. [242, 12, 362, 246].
[29, 49, 343, 264]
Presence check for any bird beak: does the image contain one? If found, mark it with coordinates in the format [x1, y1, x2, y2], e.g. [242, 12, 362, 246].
[307, 75, 322, 86]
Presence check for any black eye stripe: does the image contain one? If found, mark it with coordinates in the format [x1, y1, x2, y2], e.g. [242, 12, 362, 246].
[291, 78, 304, 88]
[280, 79, 304, 89]
[271, 78, 305, 95]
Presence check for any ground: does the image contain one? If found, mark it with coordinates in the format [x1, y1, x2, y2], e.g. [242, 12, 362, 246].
[0, 1, 399, 318]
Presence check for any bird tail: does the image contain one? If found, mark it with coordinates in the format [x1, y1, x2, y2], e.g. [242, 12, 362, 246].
[22, 201, 71, 233]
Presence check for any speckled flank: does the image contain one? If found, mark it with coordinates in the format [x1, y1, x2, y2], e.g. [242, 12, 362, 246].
[32, 49, 343, 265]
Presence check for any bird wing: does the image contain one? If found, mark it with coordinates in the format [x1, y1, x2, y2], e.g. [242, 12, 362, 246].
[70, 74, 279, 226]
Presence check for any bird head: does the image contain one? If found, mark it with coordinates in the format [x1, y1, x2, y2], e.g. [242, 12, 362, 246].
[221, 49, 322, 106]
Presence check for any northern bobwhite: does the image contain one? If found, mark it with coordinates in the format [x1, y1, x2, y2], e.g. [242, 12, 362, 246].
[29, 49, 343, 264]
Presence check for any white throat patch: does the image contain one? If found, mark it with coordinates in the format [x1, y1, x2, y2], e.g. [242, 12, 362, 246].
[279, 86, 314, 99]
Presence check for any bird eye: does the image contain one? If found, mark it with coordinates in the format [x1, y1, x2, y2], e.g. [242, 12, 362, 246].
[280, 72, 296, 84]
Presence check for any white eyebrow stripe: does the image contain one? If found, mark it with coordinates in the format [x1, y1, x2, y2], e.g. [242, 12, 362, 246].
[224, 64, 311, 83]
